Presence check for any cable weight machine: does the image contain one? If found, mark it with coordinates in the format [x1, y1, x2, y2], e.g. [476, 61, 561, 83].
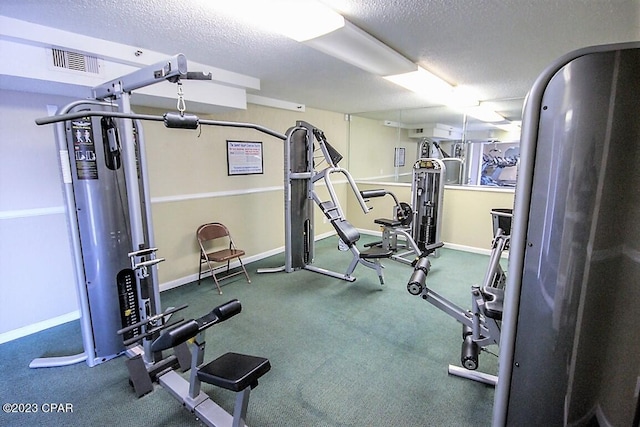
[32, 54, 288, 370]
[411, 158, 445, 257]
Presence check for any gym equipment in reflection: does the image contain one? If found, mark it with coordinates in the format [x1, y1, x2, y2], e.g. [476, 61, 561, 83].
[359, 158, 445, 265]
[418, 138, 464, 185]
[480, 146, 519, 187]
[407, 209, 511, 385]
[197, 222, 251, 295]
[411, 158, 445, 256]
[493, 42, 640, 427]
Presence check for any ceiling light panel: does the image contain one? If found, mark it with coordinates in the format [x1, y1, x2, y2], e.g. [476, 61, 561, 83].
[304, 20, 417, 75]
[210, 0, 345, 41]
[384, 66, 454, 101]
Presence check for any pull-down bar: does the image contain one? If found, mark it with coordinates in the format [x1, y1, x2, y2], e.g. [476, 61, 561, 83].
[35, 111, 287, 141]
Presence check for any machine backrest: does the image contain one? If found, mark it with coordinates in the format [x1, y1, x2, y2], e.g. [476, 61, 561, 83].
[151, 299, 242, 352]
[332, 219, 360, 247]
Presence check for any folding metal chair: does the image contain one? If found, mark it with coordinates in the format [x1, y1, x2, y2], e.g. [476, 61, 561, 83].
[197, 222, 251, 294]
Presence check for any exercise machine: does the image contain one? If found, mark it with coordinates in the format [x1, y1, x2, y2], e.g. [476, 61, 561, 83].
[360, 188, 418, 265]
[32, 54, 287, 369]
[30, 55, 204, 368]
[411, 158, 445, 257]
[359, 188, 438, 265]
[260, 121, 393, 284]
[493, 42, 640, 426]
[149, 299, 270, 427]
[406, 214, 510, 385]
[360, 157, 446, 264]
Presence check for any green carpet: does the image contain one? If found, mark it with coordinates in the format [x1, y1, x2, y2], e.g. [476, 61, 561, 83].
[0, 236, 498, 426]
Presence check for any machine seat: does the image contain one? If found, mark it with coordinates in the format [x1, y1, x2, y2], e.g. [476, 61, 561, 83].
[374, 218, 402, 227]
[360, 246, 393, 259]
[482, 287, 504, 320]
[198, 352, 271, 392]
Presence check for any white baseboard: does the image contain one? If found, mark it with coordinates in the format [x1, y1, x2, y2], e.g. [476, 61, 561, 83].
[0, 310, 80, 345]
[442, 242, 493, 256]
[357, 228, 494, 256]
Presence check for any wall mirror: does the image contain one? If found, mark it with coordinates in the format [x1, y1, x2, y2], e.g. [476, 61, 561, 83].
[348, 98, 524, 188]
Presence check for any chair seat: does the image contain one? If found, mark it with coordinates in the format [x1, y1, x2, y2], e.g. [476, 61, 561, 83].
[204, 248, 246, 263]
[198, 352, 271, 392]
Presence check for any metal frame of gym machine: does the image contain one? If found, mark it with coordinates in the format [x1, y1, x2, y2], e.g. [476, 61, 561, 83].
[32, 54, 289, 427]
[31, 54, 289, 367]
[407, 227, 509, 386]
[30, 55, 200, 369]
[493, 42, 640, 426]
[260, 120, 394, 284]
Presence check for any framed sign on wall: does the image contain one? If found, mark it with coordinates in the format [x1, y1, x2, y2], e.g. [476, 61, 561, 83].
[226, 140, 264, 175]
[394, 147, 405, 167]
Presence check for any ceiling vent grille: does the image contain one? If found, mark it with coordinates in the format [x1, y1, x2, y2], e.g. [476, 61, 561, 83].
[51, 48, 100, 74]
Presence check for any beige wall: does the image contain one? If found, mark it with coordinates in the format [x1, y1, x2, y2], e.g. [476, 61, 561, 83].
[439, 186, 515, 250]
[348, 115, 423, 181]
[138, 103, 349, 286]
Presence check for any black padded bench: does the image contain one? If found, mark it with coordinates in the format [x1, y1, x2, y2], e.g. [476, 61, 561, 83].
[150, 300, 270, 427]
[198, 352, 271, 393]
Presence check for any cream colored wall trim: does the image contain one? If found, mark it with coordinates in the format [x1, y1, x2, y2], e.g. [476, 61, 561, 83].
[151, 186, 282, 204]
[150, 178, 346, 204]
[0, 206, 64, 220]
[444, 185, 515, 194]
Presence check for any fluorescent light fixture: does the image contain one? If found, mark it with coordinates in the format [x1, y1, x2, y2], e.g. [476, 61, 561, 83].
[447, 87, 481, 107]
[384, 67, 482, 108]
[211, 0, 415, 76]
[304, 20, 416, 75]
[462, 105, 506, 122]
[210, 1, 345, 42]
[212, 0, 503, 119]
[276, 2, 345, 41]
[384, 66, 453, 101]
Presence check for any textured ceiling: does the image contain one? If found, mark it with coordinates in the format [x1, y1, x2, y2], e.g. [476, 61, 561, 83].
[1, 0, 639, 126]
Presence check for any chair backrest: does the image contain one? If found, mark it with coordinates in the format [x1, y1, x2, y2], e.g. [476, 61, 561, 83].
[197, 223, 230, 243]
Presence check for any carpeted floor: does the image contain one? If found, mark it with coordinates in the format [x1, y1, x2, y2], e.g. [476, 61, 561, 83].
[0, 236, 499, 426]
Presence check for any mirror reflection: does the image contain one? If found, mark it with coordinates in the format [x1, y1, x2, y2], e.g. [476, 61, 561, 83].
[348, 99, 524, 188]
